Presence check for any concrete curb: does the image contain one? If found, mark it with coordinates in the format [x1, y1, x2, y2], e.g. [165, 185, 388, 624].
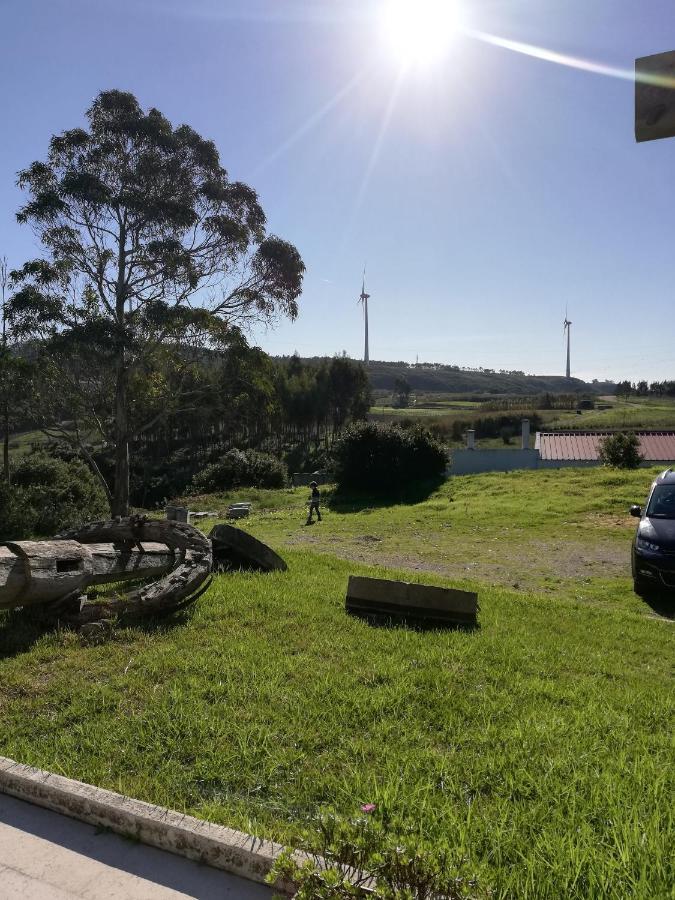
[0, 755, 291, 894]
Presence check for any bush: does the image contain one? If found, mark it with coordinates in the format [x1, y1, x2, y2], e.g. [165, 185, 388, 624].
[0, 479, 33, 540]
[191, 448, 286, 493]
[598, 432, 643, 469]
[332, 422, 446, 492]
[268, 809, 482, 899]
[0, 453, 109, 540]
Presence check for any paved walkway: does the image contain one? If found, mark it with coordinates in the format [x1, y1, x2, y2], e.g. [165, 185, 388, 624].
[0, 794, 273, 899]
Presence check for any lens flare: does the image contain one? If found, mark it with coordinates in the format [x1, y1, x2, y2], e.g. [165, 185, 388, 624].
[381, 0, 461, 65]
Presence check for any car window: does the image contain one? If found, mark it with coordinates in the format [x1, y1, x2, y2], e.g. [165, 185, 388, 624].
[646, 484, 675, 518]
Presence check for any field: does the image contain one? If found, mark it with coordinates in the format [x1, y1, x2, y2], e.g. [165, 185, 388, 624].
[370, 396, 675, 449]
[1, 467, 673, 898]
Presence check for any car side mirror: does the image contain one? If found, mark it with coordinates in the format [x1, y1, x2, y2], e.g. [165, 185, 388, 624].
[630, 505, 642, 518]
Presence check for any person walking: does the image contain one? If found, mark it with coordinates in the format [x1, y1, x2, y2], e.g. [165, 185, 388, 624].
[306, 480, 322, 525]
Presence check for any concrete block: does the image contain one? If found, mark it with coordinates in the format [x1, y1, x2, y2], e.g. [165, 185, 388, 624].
[346, 575, 478, 627]
[165, 506, 189, 523]
[225, 503, 252, 520]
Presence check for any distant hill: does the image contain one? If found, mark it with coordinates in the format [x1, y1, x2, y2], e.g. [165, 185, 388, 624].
[283, 357, 615, 397]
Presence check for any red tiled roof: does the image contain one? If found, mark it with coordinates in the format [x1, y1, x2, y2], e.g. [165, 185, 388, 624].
[535, 431, 675, 462]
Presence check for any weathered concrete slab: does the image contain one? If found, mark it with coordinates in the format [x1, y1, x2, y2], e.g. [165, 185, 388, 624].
[165, 506, 189, 523]
[210, 525, 287, 573]
[346, 575, 478, 627]
[226, 503, 252, 520]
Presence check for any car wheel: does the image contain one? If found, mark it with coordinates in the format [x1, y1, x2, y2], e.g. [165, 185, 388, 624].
[633, 576, 652, 597]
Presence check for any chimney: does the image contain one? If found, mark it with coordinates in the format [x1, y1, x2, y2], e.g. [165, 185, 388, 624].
[466, 429, 476, 450]
[521, 418, 530, 450]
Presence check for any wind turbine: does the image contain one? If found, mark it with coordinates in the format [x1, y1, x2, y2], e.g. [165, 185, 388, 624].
[358, 269, 370, 365]
[563, 311, 572, 379]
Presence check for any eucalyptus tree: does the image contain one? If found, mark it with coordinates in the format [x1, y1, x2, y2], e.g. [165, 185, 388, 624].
[0, 255, 9, 481]
[9, 90, 304, 514]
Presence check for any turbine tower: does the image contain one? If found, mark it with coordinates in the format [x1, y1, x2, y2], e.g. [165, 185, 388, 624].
[359, 269, 370, 365]
[563, 312, 572, 379]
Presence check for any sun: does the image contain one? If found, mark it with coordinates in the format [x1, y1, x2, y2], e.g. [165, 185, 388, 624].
[380, 0, 462, 66]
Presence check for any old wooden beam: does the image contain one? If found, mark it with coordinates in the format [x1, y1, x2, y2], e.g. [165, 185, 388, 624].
[0, 541, 175, 611]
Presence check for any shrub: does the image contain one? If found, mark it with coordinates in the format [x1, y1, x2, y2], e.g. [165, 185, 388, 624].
[191, 448, 286, 493]
[0, 453, 109, 540]
[0, 479, 33, 541]
[598, 432, 643, 469]
[268, 809, 482, 899]
[332, 422, 446, 492]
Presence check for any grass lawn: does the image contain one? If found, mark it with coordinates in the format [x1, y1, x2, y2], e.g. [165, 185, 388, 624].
[1, 468, 674, 898]
[7, 428, 47, 457]
[548, 398, 675, 431]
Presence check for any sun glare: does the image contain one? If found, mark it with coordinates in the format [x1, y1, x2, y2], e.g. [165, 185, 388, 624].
[381, 0, 461, 66]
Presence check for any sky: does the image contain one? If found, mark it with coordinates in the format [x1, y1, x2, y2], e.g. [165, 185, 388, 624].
[1, 0, 674, 383]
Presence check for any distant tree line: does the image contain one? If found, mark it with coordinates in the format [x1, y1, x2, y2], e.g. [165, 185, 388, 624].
[615, 380, 675, 398]
[6, 342, 371, 507]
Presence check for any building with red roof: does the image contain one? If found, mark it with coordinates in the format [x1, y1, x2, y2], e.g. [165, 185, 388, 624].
[535, 431, 675, 464]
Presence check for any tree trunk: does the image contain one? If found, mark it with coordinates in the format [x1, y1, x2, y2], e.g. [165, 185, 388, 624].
[2, 399, 9, 484]
[112, 365, 130, 516]
[112, 228, 130, 518]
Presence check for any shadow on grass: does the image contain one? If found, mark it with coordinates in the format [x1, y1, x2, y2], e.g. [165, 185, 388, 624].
[0, 605, 195, 660]
[328, 476, 446, 514]
[0, 609, 56, 659]
[638, 589, 675, 620]
[348, 611, 479, 633]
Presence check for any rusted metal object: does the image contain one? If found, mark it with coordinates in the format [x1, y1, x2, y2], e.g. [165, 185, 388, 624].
[0, 517, 212, 626]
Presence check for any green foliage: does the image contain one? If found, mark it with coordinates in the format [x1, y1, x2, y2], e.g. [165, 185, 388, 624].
[0, 452, 108, 539]
[0, 478, 33, 539]
[364, 359, 612, 396]
[191, 448, 286, 492]
[332, 422, 446, 492]
[435, 412, 542, 444]
[10, 89, 304, 514]
[277, 355, 372, 440]
[268, 810, 482, 899]
[598, 432, 644, 469]
[392, 375, 412, 409]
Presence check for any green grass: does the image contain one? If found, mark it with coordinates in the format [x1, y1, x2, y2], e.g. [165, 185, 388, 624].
[1, 467, 674, 898]
[368, 397, 675, 445]
[370, 400, 483, 417]
[7, 429, 47, 457]
[548, 398, 675, 431]
[185, 467, 667, 599]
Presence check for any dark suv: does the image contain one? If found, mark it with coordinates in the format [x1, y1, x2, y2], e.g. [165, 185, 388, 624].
[630, 468, 675, 594]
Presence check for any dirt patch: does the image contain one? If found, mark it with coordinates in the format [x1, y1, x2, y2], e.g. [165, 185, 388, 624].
[284, 532, 630, 593]
[585, 513, 635, 532]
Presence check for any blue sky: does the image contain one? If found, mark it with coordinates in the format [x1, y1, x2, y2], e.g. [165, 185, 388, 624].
[1, 0, 674, 382]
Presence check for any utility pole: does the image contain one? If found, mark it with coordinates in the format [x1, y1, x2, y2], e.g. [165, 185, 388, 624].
[0, 256, 9, 483]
